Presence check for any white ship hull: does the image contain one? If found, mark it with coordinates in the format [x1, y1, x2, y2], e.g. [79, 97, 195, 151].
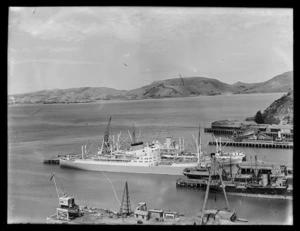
[59, 159, 198, 176]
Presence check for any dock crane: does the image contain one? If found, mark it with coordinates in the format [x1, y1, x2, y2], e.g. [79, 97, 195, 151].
[50, 173, 80, 221]
[101, 116, 112, 155]
[200, 158, 247, 225]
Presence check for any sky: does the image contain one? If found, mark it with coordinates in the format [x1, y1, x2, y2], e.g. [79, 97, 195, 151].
[8, 7, 293, 95]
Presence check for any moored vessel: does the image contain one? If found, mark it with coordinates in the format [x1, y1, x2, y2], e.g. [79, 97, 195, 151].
[59, 118, 200, 175]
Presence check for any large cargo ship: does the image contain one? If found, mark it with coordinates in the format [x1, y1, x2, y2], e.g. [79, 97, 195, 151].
[60, 141, 199, 175]
[59, 117, 201, 175]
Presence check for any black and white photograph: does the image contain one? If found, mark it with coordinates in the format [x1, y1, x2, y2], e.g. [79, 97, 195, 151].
[8, 7, 293, 225]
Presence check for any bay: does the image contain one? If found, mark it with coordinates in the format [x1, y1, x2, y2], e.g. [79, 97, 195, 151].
[7, 93, 293, 224]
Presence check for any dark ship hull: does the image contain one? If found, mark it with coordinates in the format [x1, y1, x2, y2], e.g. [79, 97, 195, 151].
[209, 184, 292, 197]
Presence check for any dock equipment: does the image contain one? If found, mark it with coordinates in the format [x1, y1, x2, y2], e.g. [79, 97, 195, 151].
[56, 196, 80, 221]
[50, 173, 80, 221]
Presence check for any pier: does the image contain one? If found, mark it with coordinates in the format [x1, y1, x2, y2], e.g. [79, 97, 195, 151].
[208, 140, 293, 149]
[204, 128, 293, 140]
[43, 159, 60, 165]
[43, 155, 64, 165]
[43, 154, 80, 165]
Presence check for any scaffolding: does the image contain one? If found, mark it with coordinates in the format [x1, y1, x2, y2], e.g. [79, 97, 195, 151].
[119, 182, 132, 215]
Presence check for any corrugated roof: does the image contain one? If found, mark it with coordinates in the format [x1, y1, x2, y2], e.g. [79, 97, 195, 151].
[268, 124, 293, 129]
[212, 120, 240, 126]
[148, 209, 163, 213]
[241, 121, 258, 126]
[212, 124, 241, 128]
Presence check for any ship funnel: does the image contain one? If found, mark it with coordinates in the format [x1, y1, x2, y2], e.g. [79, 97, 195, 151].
[262, 174, 268, 186]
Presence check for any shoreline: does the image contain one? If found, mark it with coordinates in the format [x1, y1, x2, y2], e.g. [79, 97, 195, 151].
[8, 92, 287, 106]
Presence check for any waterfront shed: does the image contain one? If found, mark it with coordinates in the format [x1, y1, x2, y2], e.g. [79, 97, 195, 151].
[148, 209, 163, 219]
[266, 124, 292, 133]
[134, 210, 150, 220]
[257, 124, 268, 132]
[211, 120, 241, 130]
[240, 121, 258, 131]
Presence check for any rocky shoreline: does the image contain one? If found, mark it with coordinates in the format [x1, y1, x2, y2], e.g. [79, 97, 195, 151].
[246, 91, 293, 125]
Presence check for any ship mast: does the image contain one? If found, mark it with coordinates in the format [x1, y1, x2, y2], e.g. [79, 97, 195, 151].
[132, 124, 136, 144]
[197, 124, 201, 164]
[230, 156, 232, 181]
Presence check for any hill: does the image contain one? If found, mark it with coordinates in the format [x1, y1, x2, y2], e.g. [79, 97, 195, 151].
[262, 91, 293, 125]
[8, 71, 293, 104]
[126, 77, 234, 99]
[245, 91, 293, 125]
[9, 87, 128, 104]
[232, 71, 293, 94]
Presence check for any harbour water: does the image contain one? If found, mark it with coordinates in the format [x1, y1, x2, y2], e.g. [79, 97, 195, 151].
[7, 93, 293, 224]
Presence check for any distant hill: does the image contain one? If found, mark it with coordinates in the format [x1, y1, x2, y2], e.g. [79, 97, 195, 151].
[246, 90, 293, 125]
[9, 87, 128, 104]
[232, 71, 293, 94]
[126, 77, 233, 99]
[8, 71, 293, 104]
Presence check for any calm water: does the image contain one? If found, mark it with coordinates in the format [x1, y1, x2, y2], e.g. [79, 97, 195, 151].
[7, 93, 293, 224]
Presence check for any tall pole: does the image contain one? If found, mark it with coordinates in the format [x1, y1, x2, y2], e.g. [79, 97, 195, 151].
[132, 124, 136, 144]
[218, 168, 230, 211]
[179, 137, 181, 153]
[81, 146, 84, 159]
[198, 124, 201, 164]
[230, 156, 232, 181]
[215, 135, 218, 153]
[201, 166, 212, 224]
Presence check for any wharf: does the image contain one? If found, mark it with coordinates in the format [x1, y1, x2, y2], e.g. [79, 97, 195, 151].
[47, 206, 195, 225]
[46, 205, 247, 225]
[208, 140, 293, 149]
[43, 154, 80, 165]
[204, 128, 293, 140]
[43, 157, 60, 165]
